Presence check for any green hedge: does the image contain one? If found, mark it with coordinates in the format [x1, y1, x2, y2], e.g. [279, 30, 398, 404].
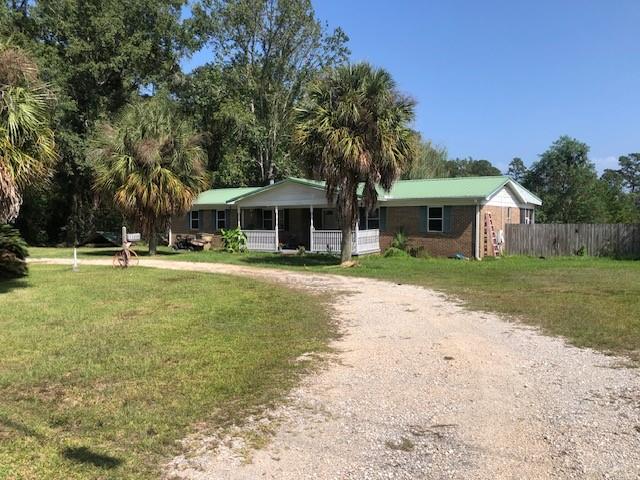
[0, 224, 29, 279]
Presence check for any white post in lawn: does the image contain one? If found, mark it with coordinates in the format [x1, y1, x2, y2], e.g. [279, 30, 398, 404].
[309, 205, 314, 252]
[354, 215, 359, 255]
[274, 206, 279, 251]
[237, 206, 241, 228]
[72, 247, 79, 272]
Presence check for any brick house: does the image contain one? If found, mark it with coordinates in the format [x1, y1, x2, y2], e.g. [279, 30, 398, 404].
[169, 176, 541, 259]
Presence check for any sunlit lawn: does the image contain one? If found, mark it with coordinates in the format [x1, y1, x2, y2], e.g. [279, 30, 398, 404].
[30, 246, 640, 361]
[0, 265, 333, 479]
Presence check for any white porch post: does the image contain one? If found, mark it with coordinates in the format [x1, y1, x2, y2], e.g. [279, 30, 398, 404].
[354, 215, 359, 255]
[274, 206, 279, 251]
[237, 206, 241, 228]
[309, 206, 314, 252]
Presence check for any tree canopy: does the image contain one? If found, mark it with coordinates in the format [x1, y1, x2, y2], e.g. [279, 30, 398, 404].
[525, 136, 604, 223]
[90, 95, 209, 254]
[187, 0, 349, 184]
[2, 0, 638, 246]
[294, 62, 415, 262]
[0, 43, 56, 223]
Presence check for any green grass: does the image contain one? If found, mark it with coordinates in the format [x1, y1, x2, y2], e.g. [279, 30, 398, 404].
[30, 246, 640, 361]
[0, 265, 333, 479]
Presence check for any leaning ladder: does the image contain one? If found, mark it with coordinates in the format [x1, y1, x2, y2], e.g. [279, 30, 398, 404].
[484, 212, 500, 257]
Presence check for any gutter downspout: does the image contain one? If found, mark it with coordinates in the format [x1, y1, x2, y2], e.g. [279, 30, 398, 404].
[474, 201, 481, 260]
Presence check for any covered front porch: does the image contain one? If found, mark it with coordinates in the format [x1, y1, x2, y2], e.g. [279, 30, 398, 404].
[229, 178, 380, 255]
[236, 205, 380, 255]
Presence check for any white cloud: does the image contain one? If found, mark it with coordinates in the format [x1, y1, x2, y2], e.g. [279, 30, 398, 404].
[592, 155, 619, 174]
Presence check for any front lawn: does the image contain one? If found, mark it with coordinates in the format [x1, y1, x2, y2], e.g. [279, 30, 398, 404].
[0, 265, 333, 479]
[30, 247, 640, 361]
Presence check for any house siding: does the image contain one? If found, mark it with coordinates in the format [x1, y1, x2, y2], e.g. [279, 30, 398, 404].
[380, 205, 476, 258]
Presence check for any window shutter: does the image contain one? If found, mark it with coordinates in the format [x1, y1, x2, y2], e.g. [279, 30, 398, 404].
[419, 206, 428, 233]
[284, 209, 290, 231]
[225, 209, 230, 229]
[358, 207, 366, 229]
[198, 210, 203, 231]
[520, 208, 525, 224]
[379, 207, 387, 231]
[211, 210, 217, 231]
[187, 212, 191, 229]
[443, 206, 452, 233]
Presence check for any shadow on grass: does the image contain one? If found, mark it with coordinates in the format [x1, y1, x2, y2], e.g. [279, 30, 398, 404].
[62, 446, 122, 469]
[239, 253, 340, 268]
[0, 414, 44, 439]
[0, 277, 28, 294]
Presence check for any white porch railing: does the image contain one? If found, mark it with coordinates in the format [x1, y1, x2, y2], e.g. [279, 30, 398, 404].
[244, 230, 276, 251]
[356, 228, 380, 254]
[311, 229, 380, 255]
[312, 230, 342, 254]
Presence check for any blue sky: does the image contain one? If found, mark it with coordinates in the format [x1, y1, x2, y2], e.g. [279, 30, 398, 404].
[182, 0, 640, 173]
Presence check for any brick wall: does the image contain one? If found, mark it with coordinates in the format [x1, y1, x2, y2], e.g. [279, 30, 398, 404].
[380, 205, 476, 258]
[479, 205, 521, 257]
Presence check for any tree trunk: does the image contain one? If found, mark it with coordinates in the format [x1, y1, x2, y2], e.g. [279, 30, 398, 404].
[340, 224, 352, 263]
[148, 233, 158, 256]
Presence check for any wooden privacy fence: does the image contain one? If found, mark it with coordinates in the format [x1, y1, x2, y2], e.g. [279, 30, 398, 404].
[505, 224, 640, 258]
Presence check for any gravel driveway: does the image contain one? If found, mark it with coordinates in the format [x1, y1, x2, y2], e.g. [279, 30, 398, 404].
[35, 258, 640, 479]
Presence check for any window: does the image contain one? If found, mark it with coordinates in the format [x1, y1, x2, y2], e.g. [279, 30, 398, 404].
[520, 208, 533, 224]
[278, 209, 288, 231]
[262, 209, 273, 230]
[216, 210, 226, 230]
[367, 208, 380, 230]
[507, 207, 512, 223]
[190, 210, 199, 230]
[427, 206, 443, 232]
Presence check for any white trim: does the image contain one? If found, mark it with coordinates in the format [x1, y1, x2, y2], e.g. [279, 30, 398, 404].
[309, 205, 315, 252]
[474, 202, 480, 260]
[485, 180, 542, 206]
[274, 206, 279, 250]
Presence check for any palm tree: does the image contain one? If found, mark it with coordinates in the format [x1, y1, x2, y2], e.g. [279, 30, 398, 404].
[0, 44, 57, 224]
[294, 63, 416, 262]
[90, 96, 209, 255]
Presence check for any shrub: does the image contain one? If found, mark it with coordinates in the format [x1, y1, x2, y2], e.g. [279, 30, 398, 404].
[220, 227, 247, 253]
[576, 245, 586, 257]
[391, 230, 409, 251]
[408, 245, 430, 259]
[0, 224, 29, 279]
[297, 246, 306, 256]
[383, 247, 410, 258]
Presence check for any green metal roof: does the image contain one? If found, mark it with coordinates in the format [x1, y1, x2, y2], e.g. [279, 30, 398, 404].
[192, 176, 541, 206]
[193, 187, 262, 206]
[377, 176, 510, 200]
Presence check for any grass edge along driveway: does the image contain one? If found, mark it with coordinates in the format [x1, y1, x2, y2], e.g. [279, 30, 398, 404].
[0, 265, 335, 479]
[30, 247, 640, 363]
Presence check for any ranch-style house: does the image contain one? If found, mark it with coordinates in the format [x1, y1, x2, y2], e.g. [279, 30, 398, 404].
[169, 176, 542, 259]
